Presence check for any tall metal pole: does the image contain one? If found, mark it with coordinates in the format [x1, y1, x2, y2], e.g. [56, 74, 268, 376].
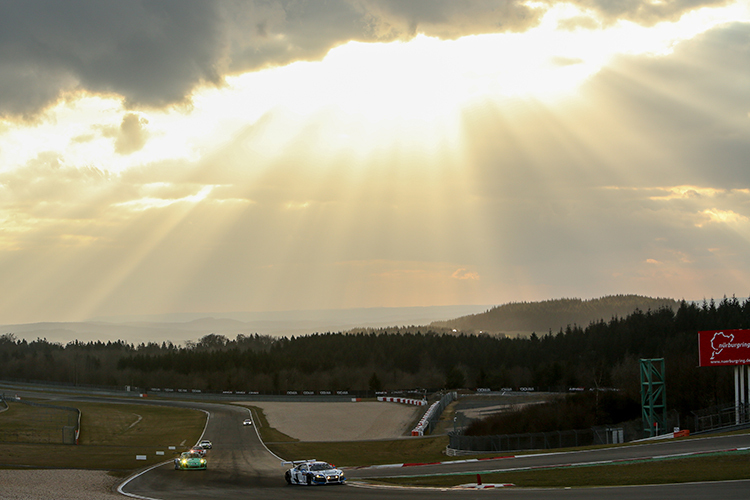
[742, 365, 747, 424]
[735, 366, 740, 425]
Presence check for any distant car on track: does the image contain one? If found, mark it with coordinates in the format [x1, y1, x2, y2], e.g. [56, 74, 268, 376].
[189, 446, 206, 457]
[243, 418, 253, 426]
[174, 451, 207, 470]
[283, 460, 346, 485]
[199, 439, 212, 449]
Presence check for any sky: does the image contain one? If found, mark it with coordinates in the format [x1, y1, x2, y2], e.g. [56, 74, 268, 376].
[1, 0, 749, 325]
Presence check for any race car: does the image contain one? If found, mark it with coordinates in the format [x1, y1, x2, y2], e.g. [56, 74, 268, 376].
[283, 459, 346, 485]
[174, 451, 207, 470]
[189, 446, 207, 457]
[243, 418, 253, 426]
[199, 439, 212, 449]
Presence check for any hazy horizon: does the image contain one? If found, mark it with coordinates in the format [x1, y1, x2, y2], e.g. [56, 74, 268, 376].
[1, 304, 492, 345]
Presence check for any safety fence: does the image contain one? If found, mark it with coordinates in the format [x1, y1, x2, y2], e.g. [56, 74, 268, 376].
[692, 402, 750, 433]
[0, 394, 80, 445]
[447, 420, 644, 454]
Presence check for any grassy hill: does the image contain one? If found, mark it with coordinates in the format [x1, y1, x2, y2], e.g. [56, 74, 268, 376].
[431, 295, 679, 337]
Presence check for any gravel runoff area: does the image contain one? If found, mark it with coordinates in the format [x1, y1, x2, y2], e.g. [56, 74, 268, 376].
[241, 401, 423, 441]
[0, 469, 121, 499]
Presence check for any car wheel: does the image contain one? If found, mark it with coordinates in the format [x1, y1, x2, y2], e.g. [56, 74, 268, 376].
[285, 471, 291, 485]
[307, 474, 312, 485]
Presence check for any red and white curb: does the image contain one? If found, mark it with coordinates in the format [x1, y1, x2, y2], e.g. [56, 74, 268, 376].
[349, 455, 515, 470]
[377, 396, 427, 406]
[456, 483, 514, 489]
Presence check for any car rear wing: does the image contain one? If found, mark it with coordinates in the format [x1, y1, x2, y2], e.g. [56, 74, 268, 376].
[281, 459, 317, 466]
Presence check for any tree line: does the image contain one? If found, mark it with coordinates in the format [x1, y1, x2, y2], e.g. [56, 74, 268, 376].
[1, 297, 747, 421]
[433, 294, 680, 335]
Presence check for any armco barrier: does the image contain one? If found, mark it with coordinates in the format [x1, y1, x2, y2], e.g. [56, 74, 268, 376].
[411, 391, 457, 436]
[377, 396, 427, 406]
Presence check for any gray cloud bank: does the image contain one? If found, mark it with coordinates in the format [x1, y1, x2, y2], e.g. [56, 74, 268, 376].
[0, 0, 731, 118]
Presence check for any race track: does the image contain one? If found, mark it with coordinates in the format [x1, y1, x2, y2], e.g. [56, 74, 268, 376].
[118, 399, 750, 500]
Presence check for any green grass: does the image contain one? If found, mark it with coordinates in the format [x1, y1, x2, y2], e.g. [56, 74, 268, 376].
[266, 435, 450, 467]
[374, 449, 750, 488]
[0, 400, 206, 470]
[0, 400, 75, 444]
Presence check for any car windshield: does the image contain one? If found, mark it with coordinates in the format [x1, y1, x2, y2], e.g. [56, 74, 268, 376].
[310, 463, 333, 471]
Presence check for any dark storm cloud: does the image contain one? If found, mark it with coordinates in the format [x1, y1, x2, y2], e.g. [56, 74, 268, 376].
[0, 0, 735, 118]
[0, 0, 222, 117]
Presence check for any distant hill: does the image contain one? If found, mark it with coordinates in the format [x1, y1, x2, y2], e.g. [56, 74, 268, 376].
[1, 305, 491, 345]
[431, 295, 679, 336]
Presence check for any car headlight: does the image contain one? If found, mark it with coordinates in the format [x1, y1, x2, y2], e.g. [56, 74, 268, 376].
[315, 474, 325, 479]
[201, 459, 206, 464]
[181, 460, 187, 464]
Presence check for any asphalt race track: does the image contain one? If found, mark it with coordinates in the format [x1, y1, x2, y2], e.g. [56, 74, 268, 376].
[117, 398, 750, 500]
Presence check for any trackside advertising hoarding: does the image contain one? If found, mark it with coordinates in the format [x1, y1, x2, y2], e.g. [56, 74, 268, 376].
[698, 329, 750, 367]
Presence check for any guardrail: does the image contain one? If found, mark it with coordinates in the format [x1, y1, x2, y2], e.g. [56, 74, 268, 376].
[412, 391, 457, 436]
[377, 396, 427, 406]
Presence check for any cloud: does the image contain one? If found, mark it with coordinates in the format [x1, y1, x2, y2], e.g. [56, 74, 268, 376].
[565, 0, 734, 26]
[0, 0, 223, 117]
[0, 0, 729, 119]
[113, 113, 150, 155]
[452, 268, 480, 280]
[699, 208, 749, 226]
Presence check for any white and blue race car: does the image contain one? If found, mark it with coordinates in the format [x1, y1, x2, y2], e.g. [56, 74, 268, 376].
[283, 459, 346, 485]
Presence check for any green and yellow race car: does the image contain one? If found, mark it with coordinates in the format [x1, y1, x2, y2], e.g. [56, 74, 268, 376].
[174, 451, 207, 470]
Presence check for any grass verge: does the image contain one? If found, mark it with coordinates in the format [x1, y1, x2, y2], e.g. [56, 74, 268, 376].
[373, 449, 750, 488]
[266, 435, 450, 467]
[1, 400, 206, 471]
[0, 400, 75, 444]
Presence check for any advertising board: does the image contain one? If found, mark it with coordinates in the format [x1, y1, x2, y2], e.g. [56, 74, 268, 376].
[698, 329, 750, 367]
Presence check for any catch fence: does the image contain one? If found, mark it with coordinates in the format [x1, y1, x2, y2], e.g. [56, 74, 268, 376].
[692, 402, 750, 433]
[447, 419, 645, 455]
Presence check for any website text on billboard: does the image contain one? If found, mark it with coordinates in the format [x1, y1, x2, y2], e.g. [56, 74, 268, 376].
[698, 329, 750, 367]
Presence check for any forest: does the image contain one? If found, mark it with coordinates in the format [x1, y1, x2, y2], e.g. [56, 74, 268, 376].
[1, 296, 748, 429]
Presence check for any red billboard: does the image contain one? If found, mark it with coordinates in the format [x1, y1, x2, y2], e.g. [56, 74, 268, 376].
[699, 329, 750, 367]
